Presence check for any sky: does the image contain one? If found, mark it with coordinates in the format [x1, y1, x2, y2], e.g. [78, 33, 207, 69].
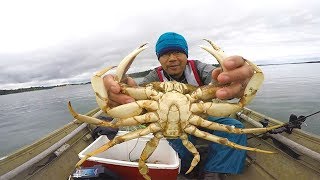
[0, 0, 320, 90]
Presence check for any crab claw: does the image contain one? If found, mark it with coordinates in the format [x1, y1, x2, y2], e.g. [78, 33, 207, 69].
[89, 43, 148, 114]
[199, 39, 227, 72]
[199, 39, 264, 106]
[115, 43, 148, 82]
[91, 66, 117, 113]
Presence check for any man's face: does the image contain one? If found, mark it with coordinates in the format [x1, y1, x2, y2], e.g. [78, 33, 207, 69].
[159, 51, 187, 78]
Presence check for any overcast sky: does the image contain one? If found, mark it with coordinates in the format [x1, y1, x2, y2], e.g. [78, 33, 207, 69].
[0, 0, 319, 90]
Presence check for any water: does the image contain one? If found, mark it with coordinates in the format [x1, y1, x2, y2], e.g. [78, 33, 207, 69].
[248, 63, 320, 135]
[0, 85, 97, 157]
[0, 63, 320, 157]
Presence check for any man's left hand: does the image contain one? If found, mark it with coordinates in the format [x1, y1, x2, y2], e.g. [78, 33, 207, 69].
[212, 55, 254, 100]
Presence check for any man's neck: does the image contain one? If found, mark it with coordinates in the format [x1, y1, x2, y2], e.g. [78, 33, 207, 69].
[164, 71, 186, 83]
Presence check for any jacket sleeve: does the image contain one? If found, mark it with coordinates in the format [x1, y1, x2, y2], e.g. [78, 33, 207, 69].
[194, 60, 218, 85]
[139, 69, 160, 85]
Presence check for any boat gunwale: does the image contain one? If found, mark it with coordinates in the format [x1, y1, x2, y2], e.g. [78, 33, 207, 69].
[0, 108, 100, 176]
[242, 107, 320, 142]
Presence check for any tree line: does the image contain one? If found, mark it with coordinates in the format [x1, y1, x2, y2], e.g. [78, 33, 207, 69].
[0, 86, 55, 95]
[0, 70, 151, 96]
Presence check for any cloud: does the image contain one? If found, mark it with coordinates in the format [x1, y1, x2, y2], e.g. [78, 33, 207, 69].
[0, 0, 320, 89]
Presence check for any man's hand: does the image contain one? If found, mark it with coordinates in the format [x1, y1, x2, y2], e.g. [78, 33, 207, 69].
[212, 55, 254, 100]
[103, 75, 137, 107]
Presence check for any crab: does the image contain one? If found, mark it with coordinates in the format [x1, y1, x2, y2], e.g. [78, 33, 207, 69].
[68, 39, 282, 180]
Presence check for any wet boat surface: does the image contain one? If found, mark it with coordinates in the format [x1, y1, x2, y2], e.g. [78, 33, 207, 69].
[1, 108, 320, 180]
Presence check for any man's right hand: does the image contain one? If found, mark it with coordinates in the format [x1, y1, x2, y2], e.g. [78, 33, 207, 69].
[103, 74, 137, 108]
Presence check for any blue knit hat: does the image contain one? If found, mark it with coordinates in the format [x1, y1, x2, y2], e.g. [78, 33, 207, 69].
[155, 32, 188, 59]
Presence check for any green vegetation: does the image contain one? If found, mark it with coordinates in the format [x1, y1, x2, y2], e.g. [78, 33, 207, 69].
[0, 82, 90, 96]
[0, 86, 54, 95]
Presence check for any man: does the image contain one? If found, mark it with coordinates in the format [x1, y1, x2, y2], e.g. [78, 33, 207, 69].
[103, 32, 254, 179]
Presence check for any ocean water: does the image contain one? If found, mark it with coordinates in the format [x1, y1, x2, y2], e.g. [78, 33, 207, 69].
[0, 85, 97, 157]
[248, 62, 320, 135]
[0, 63, 319, 157]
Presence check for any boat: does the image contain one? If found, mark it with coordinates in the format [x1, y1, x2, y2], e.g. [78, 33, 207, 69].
[0, 107, 320, 180]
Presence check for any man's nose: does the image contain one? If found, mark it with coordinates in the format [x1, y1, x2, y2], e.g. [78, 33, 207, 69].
[168, 53, 178, 61]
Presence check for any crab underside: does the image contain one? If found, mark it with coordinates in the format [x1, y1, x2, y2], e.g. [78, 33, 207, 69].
[68, 40, 282, 180]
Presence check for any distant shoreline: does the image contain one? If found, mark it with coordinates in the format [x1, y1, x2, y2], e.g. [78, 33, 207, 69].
[1, 60, 319, 96]
[0, 83, 91, 96]
[0, 70, 151, 96]
[258, 60, 320, 66]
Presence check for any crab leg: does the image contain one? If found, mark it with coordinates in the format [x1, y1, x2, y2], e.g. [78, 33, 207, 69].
[188, 114, 283, 134]
[138, 132, 163, 180]
[191, 101, 242, 117]
[122, 82, 196, 101]
[180, 134, 200, 174]
[107, 100, 158, 118]
[69, 101, 159, 127]
[121, 86, 150, 100]
[121, 85, 162, 101]
[189, 84, 220, 102]
[184, 125, 275, 154]
[113, 112, 159, 127]
[76, 123, 162, 168]
[189, 39, 231, 102]
[68, 101, 115, 127]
